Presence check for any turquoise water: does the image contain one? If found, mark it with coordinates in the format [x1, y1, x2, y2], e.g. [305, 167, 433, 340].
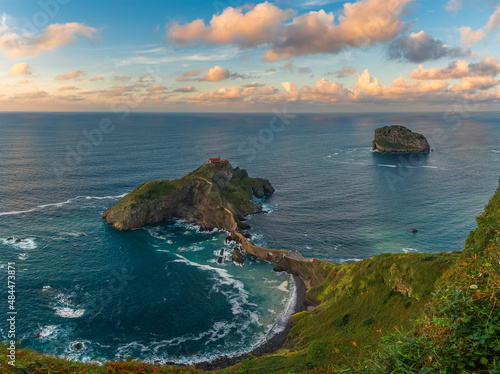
[0, 112, 499, 363]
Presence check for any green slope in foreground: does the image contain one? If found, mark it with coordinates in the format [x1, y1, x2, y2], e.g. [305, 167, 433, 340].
[3, 181, 500, 374]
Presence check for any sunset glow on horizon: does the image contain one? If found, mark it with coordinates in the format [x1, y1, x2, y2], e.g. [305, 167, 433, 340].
[1, 0, 500, 112]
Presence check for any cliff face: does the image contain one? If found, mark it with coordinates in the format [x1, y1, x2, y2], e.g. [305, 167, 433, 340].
[372, 125, 430, 153]
[102, 162, 274, 231]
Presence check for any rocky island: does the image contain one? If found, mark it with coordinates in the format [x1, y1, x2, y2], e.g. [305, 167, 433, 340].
[103, 161, 321, 284]
[372, 125, 430, 153]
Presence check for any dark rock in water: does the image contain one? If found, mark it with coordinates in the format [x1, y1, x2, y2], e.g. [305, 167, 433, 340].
[15, 238, 21, 243]
[372, 125, 430, 153]
[74, 342, 84, 350]
[273, 266, 285, 272]
[412, 229, 419, 233]
[243, 232, 252, 239]
[7, 237, 13, 241]
[232, 247, 244, 264]
[251, 178, 275, 198]
[220, 248, 224, 256]
[36, 332, 41, 339]
[224, 236, 234, 245]
[217, 257, 223, 264]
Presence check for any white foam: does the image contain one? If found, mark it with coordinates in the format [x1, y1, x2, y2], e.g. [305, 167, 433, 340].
[38, 325, 59, 338]
[277, 281, 288, 292]
[376, 164, 397, 168]
[402, 247, 419, 253]
[337, 258, 363, 264]
[0, 209, 36, 216]
[18, 253, 28, 261]
[55, 306, 85, 318]
[0, 193, 128, 217]
[42, 286, 52, 291]
[492, 150, 500, 154]
[1, 237, 37, 249]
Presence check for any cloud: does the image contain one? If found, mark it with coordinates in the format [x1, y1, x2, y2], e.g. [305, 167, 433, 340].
[387, 31, 469, 63]
[265, 67, 277, 74]
[168, 0, 412, 61]
[244, 82, 265, 88]
[17, 79, 31, 84]
[198, 66, 230, 81]
[9, 62, 32, 76]
[264, 0, 412, 61]
[459, 27, 486, 46]
[177, 66, 231, 82]
[114, 76, 131, 81]
[89, 76, 104, 81]
[335, 66, 357, 78]
[281, 60, 295, 71]
[259, 86, 278, 95]
[298, 67, 312, 73]
[10, 90, 49, 100]
[58, 86, 80, 91]
[176, 68, 205, 82]
[409, 58, 500, 80]
[190, 85, 259, 101]
[452, 76, 499, 91]
[486, 7, 500, 32]
[0, 22, 97, 57]
[173, 86, 196, 92]
[445, 0, 462, 12]
[55, 70, 85, 80]
[167, 2, 295, 47]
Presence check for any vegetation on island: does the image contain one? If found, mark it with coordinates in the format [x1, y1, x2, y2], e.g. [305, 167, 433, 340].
[372, 125, 430, 153]
[3, 176, 499, 374]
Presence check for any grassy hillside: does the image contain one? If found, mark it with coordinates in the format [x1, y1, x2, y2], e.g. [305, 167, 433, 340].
[3, 181, 500, 374]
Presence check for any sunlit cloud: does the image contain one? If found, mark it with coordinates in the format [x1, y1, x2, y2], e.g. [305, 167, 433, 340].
[9, 62, 32, 76]
[55, 71, 85, 80]
[0, 21, 98, 57]
[167, 0, 413, 61]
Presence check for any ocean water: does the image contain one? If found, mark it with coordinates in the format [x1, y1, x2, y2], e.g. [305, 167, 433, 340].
[0, 112, 498, 363]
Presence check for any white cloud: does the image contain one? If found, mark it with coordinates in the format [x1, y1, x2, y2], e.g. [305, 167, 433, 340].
[9, 62, 32, 76]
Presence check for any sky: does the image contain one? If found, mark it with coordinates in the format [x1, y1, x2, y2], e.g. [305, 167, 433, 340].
[1, 0, 500, 112]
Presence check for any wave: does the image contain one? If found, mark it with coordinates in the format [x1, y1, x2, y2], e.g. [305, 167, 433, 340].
[172, 254, 256, 316]
[53, 292, 85, 319]
[0, 193, 129, 217]
[1, 237, 37, 250]
[492, 150, 500, 154]
[402, 247, 419, 253]
[337, 258, 363, 264]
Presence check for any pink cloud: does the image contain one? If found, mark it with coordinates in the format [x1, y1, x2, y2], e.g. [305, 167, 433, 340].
[168, 0, 412, 61]
[89, 76, 104, 81]
[168, 2, 294, 47]
[55, 70, 85, 80]
[0, 22, 97, 58]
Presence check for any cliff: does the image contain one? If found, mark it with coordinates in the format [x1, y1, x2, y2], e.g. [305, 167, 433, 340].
[372, 125, 430, 153]
[102, 162, 274, 231]
[103, 162, 342, 289]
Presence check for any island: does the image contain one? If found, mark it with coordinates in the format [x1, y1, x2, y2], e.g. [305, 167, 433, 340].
[103, 160, 327, 288]
[372, 125, 430, 153]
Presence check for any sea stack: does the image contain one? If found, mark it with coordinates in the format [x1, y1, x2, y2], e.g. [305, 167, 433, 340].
[372, 125, 430, 153]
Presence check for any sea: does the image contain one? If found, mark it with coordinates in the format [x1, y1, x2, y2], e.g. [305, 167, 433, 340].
[0, 111, 499, 364]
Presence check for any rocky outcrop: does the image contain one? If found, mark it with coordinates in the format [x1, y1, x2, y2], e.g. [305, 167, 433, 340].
[232, 247, 244, 264]
[372, 125, 430, 153]
[103, 162, 333, 288]
[103, 162, 273, 231]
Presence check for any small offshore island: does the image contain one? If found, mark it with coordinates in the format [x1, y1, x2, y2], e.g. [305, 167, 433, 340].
[372, 125, 430, 153]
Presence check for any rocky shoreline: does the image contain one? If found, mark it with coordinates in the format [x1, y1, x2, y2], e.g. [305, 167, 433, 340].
[192, 275, 308, 371]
